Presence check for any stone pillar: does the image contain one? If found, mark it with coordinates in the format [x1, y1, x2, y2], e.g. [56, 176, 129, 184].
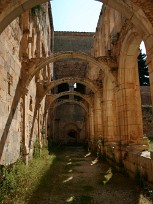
[86, 113, 90, 141]
[45, 111, 48, 141]
[102, 84, 117, 143]
[22, 94, 29, 164]
[89, 107, 95, 144]
[93, 90, 103, 138]
[117, 61, 146, 151]
[37, 106, 42, 150]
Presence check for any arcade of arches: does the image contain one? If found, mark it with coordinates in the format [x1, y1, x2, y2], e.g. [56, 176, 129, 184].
[0, 0, 153, 185]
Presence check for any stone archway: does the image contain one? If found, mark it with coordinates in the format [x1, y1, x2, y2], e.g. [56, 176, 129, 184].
[118, 28, 145, 145]
[23, 51, 114, 88]
[37, 77, 98, 104]
[0, 0, 153, 36]
[49, 100, 89, 114]
[45, 91, 91, 112]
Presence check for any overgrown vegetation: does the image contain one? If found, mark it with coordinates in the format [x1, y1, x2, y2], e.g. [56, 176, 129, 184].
[148, 137, 153, 150]
[0, 149, 56, 204]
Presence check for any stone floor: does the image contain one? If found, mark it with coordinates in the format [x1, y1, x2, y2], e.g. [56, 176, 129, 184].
[26, 146, 151, 204]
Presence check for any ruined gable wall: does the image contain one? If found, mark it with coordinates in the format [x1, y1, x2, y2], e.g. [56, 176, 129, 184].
[51, 32, 94, 144]
[54, 32, 94, 79]
[92, 4, 153, 184]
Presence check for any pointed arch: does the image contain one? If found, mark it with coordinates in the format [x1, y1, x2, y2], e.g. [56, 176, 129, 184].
[25, 51, 114, 87]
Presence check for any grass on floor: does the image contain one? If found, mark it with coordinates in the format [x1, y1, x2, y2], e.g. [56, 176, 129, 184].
[0, 148, 56, 204]
[149, 137, 153, 150]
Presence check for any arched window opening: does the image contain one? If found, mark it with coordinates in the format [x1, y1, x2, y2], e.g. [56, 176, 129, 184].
[74, 83, 86, 94]
[58, 83, 69, 93]
[139, 41, 153, 140]
[139, 41, 149, 86]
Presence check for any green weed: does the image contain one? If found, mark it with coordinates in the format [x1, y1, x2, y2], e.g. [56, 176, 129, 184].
[0, 149, 56, 204]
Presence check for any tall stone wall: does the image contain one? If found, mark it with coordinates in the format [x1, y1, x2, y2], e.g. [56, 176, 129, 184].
[0, 3, 53, 165]
[54, 31, 94, 54]
[0, 18, 22, 165]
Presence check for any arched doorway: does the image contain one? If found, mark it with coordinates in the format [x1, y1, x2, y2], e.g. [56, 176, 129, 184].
[64, 123, 80, 145]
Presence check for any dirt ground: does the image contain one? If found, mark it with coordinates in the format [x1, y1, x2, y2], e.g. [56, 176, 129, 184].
[26, 146, 152, 204]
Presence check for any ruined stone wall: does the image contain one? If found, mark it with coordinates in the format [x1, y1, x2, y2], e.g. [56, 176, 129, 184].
[54, 32, 94, 79]
[51, 32, 94, 144]
[54, 31, 94, 54]
[0, 3, 53, 165]
[92, 4, 153, 184]
[0, 18, 22, 165]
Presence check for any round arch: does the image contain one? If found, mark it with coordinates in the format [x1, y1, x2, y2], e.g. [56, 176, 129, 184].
[38, 77, 98, 103]
[0, 1, 153, 36]
[45, 91, 92, 112]
[47, 91, 92, 105]
[118, 28, 144, 144]
[49, 100, 89, 114]
[25, 51, 114, 87]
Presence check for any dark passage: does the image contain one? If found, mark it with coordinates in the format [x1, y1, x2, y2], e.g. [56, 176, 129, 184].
[68, 130, 77, 138]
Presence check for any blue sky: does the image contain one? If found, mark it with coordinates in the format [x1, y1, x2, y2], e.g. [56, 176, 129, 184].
[51, 0, 102, 32]
[51, 0, 146, 53]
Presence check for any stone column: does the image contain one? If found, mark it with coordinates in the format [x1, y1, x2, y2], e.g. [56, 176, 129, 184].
[22, 94, 29, 164]
[93, 90, 103, 139]
[89, 107, 95, 145]
[102, 86, 117, 143]
[117, 62, 146, 151]
[37, 107, 41, 148]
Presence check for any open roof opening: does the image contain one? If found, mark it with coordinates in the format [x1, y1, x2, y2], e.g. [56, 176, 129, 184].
[51, 0, 102, 32]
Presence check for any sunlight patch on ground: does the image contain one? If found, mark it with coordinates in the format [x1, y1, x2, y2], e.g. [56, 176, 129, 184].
[84, 152, 91, 157]
[138, 194, 152, 204]
[91, 158, 98, 165]
[66, 155, 70, 158]
[66, 196, 75, 203]
[66, 162, 72, 165]
[63, 176, 73, 183]
[102, 168, 113, 185]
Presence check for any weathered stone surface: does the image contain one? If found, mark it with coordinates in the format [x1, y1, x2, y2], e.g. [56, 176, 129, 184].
[0, 0, 153, 185]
